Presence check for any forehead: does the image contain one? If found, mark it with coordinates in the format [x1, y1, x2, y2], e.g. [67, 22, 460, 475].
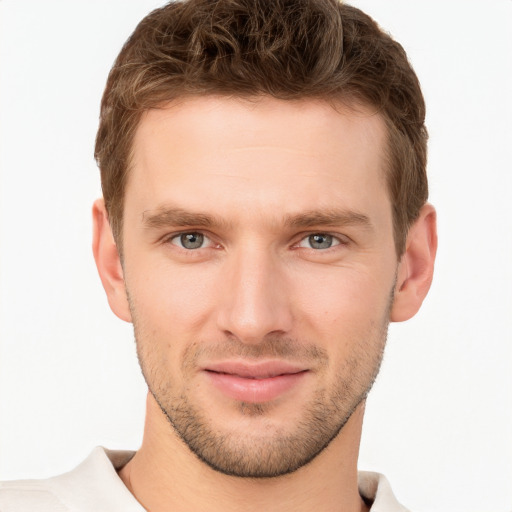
[133, 96, 386, 161]
[127, 96, 389, 224]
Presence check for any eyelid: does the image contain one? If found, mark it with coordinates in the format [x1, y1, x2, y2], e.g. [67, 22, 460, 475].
[295, 232, 350, 249]
[160, 229, 350, 250]
[298, 236, 337, 249]
[164, 230, 216, 249]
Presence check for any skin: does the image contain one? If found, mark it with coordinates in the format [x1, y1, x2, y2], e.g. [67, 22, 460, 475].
[93, 96, 437, 512]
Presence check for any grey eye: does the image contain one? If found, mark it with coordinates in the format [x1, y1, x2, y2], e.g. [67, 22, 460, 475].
[178, 232, 204, 249]
[307, 234, 335, 249]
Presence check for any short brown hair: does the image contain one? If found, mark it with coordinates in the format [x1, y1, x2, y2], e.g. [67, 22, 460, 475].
[95, 0, 428, 256]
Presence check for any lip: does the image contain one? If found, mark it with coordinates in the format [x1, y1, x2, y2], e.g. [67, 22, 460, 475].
[202, 360, 309, 403]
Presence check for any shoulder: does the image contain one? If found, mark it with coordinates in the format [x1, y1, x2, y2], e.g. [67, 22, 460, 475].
[0, 447, 141, 512]
[358, 471, 411, 512]
[0, 478, 69, 512]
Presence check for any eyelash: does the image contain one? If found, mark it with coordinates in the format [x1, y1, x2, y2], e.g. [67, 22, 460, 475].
[164, 231, 349, 252]
[167, 232, 216, 250]
[296, 233, 345, 250]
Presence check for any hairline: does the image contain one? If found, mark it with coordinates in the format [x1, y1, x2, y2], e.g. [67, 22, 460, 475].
[109, 92, 408, 258]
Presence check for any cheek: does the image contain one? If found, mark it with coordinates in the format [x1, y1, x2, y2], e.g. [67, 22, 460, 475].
[289, 266, 394, 355]
[293, 266, 392, 319]
[125, 257, 221, 333]
[294, 273, 391, 372]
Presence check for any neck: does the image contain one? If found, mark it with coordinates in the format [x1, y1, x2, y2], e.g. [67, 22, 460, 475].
[119, 394, 369, 512]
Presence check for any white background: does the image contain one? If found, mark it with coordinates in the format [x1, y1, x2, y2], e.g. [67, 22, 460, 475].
[0, 1, 511, 511]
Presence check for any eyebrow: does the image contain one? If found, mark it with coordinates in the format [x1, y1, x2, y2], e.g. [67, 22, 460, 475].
[142, 206, 372, 231]
[284, 209, 373, 231]
[142, 207, 233, 230]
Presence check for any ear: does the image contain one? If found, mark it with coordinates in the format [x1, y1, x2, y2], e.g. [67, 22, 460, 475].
[92, 198, 132, 323]
[390, 203, 437, 322]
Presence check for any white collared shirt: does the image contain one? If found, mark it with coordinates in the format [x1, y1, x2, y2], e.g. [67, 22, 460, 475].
[0, 447, 410, 511]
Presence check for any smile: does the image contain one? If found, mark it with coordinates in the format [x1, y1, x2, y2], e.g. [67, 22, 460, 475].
[203, 361, 309, 403]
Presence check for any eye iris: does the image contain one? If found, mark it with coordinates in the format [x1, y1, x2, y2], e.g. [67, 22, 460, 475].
[180, 233, 204, 249]
[309, 234, 332, 249]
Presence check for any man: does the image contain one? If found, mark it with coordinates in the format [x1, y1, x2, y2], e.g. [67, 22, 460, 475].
[0, 0, 437, 510]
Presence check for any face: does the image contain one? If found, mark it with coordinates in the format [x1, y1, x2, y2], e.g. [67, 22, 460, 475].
[121, 96, 398, 477]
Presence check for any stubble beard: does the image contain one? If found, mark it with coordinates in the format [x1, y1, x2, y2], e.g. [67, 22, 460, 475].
[131, 298, 391, 479]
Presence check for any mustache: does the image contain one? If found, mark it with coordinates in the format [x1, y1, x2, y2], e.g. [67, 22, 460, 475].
[182, 335, 329, 366]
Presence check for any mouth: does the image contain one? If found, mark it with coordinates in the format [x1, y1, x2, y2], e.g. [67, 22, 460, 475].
[202, 361, 309, 403]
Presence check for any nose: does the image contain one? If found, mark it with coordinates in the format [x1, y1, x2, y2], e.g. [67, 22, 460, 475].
[216, 246, 293, 344]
